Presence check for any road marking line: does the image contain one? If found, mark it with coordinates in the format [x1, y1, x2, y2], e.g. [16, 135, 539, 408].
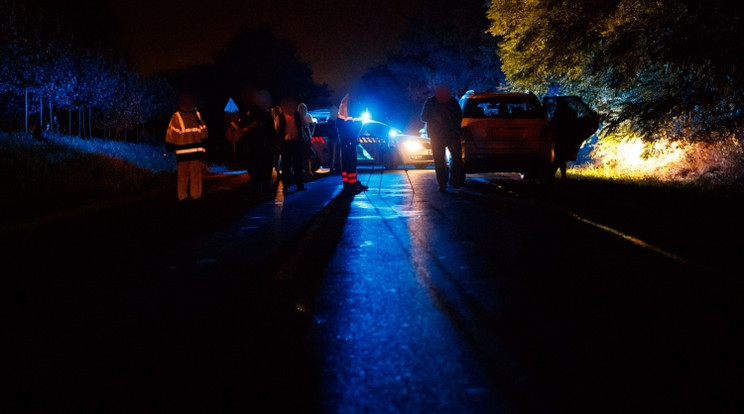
[571, 213, 691, 265]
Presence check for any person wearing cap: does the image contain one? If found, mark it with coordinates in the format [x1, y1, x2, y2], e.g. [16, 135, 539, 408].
[336, 93, 369, 193]
[421, 84, 464, 192]
[165, 91, 209, 202]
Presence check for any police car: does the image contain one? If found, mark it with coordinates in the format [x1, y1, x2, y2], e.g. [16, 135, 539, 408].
[308, 109, 433, 170]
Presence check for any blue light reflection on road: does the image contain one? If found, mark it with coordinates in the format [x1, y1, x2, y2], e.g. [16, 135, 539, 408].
[309, 170, 503, 413]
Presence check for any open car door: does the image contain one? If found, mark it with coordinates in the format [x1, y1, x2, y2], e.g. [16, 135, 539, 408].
[543, 96, 600, 161]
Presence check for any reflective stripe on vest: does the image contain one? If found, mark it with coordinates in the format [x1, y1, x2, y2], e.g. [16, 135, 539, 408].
[175, 147, 206, 155]
[173, 111, 207, 134]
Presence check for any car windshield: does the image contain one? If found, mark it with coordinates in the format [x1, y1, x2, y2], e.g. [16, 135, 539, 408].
[463, 97, 545, 119]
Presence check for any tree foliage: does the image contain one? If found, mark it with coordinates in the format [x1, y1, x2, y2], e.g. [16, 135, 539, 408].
[488, 0, 744, 142]
[0, 0, 170, 138]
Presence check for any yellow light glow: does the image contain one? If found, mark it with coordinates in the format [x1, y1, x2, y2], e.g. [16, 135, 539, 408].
[403, 141, 423, 152]
[573, 134, 742, 182]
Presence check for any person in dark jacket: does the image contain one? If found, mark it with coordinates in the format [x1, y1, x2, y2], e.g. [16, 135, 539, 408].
[421, 84, 464, 192]
[165, 91, 209, 201]
[337, 93, 368, 194]
[274, 96, 306, 193]
[239, 88, 277, 194]
[551, 99, 578, 179]
[256, 90, 279, 193]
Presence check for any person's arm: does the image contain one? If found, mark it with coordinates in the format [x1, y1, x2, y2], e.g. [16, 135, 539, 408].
[195, 111, 208, 140]
[240, 119, 261, 134]
[420, 98, 433, 123]
[165, 113, 180, 146]
[452, 100, 463, 131]
[307, 115, 316, 136]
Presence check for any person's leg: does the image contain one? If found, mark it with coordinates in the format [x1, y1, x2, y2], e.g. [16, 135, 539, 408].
[248, 143, 261, 184]
[330, 141, 338, 171]
[430, 136, 448, 190]
[447, 137, 464, 187]
[280, 143, 292, 190]
[341, 138, 355, 189]
[344, 143, 366, 192]
[260, 150, 273, 192]
[305, 141, 314, 176]
[190, 160, 203, 199]
[177, 161, 189, 201]
[293, 141, 305, 189]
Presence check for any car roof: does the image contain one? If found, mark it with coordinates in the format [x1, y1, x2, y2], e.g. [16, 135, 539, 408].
[466, 92, 537, 99]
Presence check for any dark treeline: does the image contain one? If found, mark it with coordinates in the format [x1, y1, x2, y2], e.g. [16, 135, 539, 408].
[358, 0, 505, 131]
[0, 1, 330, 146]
[0, 0, 173, 141]
[1, 0, 500, 143]
[165, 27, 332, 155]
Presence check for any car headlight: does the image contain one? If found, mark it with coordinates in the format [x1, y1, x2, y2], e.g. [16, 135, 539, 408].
[403, 140, 424, 152]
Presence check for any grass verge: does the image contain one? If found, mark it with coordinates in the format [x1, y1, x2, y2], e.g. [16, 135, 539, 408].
[0, 132, 176, 226]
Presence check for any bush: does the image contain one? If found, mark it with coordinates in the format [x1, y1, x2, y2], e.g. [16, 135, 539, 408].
[571, 132, 744, 188]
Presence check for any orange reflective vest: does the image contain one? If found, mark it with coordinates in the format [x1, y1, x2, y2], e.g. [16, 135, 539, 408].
[166, 110, 208, 161]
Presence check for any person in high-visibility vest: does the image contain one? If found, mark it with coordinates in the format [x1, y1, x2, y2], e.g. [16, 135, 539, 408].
[165, 91, 209, 201]
[337, 94, 368, 194]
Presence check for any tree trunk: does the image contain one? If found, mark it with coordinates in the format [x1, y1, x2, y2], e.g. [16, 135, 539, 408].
[49, 99, 53, 134]
[88, 106, 92, 138]
[69, 107, 72, 136]
[39, 94, 43, 129]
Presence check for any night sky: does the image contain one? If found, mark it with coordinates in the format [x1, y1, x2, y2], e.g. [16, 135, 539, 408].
[113, 0, 424, 99]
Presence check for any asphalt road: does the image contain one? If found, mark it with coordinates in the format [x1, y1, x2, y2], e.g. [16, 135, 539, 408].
[1, 169, 741, 413]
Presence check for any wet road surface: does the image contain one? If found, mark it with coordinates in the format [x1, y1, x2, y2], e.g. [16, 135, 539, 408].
[1, 169, 741, 413]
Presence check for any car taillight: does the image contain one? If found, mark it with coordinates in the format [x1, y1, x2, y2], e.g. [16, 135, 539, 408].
[461, 127, 473, 141]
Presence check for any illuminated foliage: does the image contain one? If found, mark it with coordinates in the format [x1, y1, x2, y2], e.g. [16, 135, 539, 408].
[573, 135, 742, 183]
[488, 0, 744, 142]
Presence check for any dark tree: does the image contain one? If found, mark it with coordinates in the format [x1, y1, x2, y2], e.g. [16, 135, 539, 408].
[213, 27, 331, 108]
[360, 0, 505, 130]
